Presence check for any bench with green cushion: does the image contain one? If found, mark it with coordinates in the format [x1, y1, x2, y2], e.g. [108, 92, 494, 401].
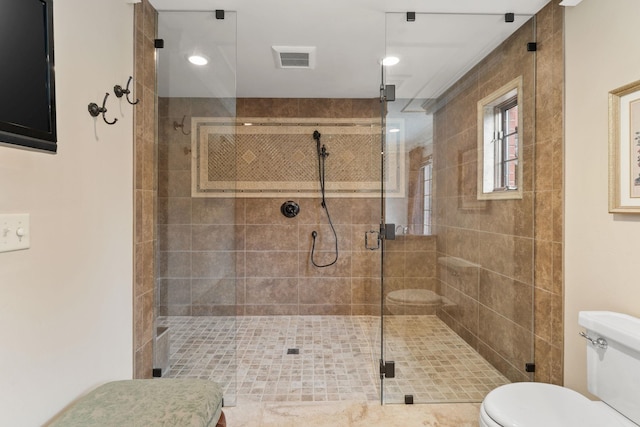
[49, 379, 226, 427]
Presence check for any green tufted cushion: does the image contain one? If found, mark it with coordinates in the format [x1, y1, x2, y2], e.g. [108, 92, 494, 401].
[50, 379, 223, 427]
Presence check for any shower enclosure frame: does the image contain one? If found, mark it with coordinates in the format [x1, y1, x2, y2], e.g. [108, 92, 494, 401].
[144, 5, 552, 408]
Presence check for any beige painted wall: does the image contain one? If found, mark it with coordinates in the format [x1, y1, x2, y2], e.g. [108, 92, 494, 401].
[0, 1, 134, 425]
[565, 0, 640, 396]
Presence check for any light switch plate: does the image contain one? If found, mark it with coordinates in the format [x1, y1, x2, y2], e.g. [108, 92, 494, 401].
[0, 214, 30, 253]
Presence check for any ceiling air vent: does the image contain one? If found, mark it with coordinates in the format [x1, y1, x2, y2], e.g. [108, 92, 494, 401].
[272, 46, 316, 69]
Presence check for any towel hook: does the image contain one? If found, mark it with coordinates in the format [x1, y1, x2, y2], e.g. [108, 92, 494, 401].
[173, 115, 190, 135]
[88, 93, 118, 125]
[114, 76, 139, 105]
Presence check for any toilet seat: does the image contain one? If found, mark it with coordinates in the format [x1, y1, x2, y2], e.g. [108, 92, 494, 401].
[385, 289, 441, 307]
[481, 383, 637, 427]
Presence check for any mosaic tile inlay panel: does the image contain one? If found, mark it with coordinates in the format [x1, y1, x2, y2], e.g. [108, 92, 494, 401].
[192, 118, 406, 198]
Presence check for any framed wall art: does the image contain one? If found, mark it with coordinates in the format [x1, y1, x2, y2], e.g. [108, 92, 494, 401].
[609, 80, 640, 213]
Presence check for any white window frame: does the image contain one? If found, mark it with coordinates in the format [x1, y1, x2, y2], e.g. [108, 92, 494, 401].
[477, 76, 524, 200]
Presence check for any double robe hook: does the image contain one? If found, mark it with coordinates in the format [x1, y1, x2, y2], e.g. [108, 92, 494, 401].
[88, 93, 117, 125]
[114, 76, 139, 105]
[88, 76, 139, 125]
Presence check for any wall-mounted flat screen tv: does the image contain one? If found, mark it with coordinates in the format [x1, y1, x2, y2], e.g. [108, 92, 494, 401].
[0, 0, 57, 153]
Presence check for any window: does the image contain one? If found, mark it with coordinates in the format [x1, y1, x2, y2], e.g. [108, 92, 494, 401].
[421, 161, 432, 235]
[494, 97, 519, 190]
[477, 77, 523, 200]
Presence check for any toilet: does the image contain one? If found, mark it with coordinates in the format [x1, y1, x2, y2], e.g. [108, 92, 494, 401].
[384, 289, 442, 315]
[480, 311, 640, 426]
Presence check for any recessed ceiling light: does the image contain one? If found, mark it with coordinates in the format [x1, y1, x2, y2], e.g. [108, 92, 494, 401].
[382, 56, 400, 66]
[188, 55, 208, 66]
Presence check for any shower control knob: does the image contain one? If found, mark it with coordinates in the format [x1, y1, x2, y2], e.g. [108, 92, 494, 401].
[281, 201, 300, 218]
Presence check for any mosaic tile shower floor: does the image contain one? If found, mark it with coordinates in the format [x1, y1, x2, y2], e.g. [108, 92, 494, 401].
[158, 315, 508, 406]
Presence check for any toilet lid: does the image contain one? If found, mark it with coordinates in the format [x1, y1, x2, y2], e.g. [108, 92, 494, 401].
[483, 383, 636, 427]
[386, 289, 441, 306]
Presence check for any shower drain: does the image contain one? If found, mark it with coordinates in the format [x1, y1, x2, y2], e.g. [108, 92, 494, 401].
[286, 348, 299, 355]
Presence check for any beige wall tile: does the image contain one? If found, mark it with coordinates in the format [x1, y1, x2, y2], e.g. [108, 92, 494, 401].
[299, 277, 351, 305]
[192, 224, 238, 251]
[299, 304, 351, 315]
[479, 271, 533, 330]
[158, 197, 191, 225]
[158, 224, 191, 251]
[159, 251, 191, 278]
[161, 278, 191, 305]
[192, 251, 237, 278]
[478, 307, 532, 372]
[244, 305, 299, 316]
[351, 251, 381, 278]
[246, 251, 299, 277]
[245, 278, 299, 304]
[352, 277, 381, 305]
[192, 279, 237, 305]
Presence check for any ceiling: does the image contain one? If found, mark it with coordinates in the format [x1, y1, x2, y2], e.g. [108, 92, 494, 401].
[150, 0, 553, 101]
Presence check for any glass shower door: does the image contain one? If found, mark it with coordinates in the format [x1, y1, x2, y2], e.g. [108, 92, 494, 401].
[380, 12, 536, 404]
[155, 10, 238, 406]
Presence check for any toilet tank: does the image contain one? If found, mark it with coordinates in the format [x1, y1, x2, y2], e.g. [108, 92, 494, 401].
[579, 311, 640, 424]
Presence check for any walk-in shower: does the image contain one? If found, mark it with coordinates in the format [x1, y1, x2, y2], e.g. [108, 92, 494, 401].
[151, 4, 543, 407]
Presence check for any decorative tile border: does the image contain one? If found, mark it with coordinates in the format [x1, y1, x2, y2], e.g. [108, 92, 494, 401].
[192, 117, 405, 198]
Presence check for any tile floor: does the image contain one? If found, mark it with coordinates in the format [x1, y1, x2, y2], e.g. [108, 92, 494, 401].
[158, 315, 508, 406]
[223, 400, 482, 427]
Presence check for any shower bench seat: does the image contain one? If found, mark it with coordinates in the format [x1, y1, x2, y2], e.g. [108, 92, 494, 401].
[49, 378, 226, 427]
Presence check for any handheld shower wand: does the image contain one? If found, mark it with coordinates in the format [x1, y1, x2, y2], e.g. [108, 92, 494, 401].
[310, 130, 338, 268]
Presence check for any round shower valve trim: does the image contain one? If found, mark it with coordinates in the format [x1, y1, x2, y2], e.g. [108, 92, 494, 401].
[281, 201, 300, 218]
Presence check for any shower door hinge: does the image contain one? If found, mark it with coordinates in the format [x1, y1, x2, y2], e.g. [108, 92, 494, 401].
[380, 85, 396, 102]
[384, 85, 396, 102]
[525, 362, 536, 373]
[380, 359, 395, 379]
[381, 223, 396, 240]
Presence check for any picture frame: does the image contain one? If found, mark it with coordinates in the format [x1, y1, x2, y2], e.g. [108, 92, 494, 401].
[609, 79, 640, 213]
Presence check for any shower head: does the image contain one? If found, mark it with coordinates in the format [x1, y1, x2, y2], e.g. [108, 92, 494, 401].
[313, 130, 322, 157]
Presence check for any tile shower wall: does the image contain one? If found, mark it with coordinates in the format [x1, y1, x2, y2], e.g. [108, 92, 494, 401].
[157, 97, 235, 317]
[133, 0, 157, 379]
[240, 196, 381, 315]
[384, 235, 437, 312]
[432, 2, 563, 384]
[158, 98, 438, 316]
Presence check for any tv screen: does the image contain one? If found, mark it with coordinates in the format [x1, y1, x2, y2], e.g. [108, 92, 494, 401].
[0, 0, 57, 153]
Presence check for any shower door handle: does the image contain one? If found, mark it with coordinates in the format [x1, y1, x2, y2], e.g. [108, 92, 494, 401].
[365, 230, 380, 250]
